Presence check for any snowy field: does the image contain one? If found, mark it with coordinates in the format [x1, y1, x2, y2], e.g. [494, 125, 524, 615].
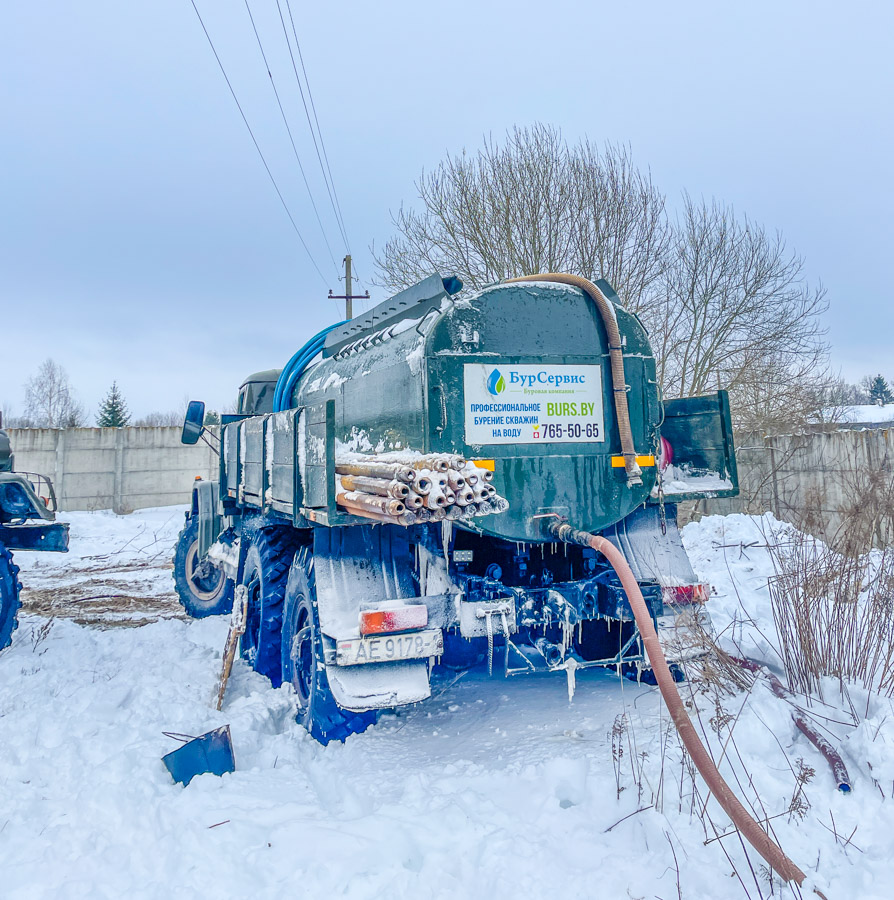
[3, 509, 894, 898]
[14, 506, 188, 627]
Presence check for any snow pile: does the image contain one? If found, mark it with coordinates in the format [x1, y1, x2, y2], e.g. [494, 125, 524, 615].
[682, 512, 790, 661]
[3, 510, 894, 897]
[654, 464, 733, 497]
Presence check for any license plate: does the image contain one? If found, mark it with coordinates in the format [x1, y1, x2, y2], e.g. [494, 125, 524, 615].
[336, 629, 443, 666]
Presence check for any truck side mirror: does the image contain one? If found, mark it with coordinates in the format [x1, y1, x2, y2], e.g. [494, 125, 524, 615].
[181, 401, 206, 445]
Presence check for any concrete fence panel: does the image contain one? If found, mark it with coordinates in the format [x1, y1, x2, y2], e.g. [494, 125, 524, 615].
[702, 427, 894, 548]
[8, 425, 894, 548]
[8, 426, 219, 513]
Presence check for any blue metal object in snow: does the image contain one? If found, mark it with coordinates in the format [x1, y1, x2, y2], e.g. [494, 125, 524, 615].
[162, 726, 235, 786]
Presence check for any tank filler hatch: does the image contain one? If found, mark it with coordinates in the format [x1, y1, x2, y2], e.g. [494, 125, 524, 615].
[323, 274, 462, 357]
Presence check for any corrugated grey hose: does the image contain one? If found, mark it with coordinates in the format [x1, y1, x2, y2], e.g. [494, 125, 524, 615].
[504, 274, 643, 486]
[549, 518, 829, 899]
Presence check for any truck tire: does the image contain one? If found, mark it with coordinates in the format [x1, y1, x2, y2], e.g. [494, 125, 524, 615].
[239, 527, 301, 686]
[281, 546, 377, 744]
[440, 630, 487, 671]
[0, 542, 22, 651]
[172, 516, 234, 618]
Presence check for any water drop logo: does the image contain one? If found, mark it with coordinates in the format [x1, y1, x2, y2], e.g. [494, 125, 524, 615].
[486, 369, 506, 396]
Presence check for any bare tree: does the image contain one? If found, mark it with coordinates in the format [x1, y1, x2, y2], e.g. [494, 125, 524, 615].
[132, 410, 184, 426]
[0, 402, 31, 428]
[374, 124, 669, 313]
[376, 129, 830, 434]
[566, 142, 670, 316]
[23, 359, 86, 428]
[643, 196, 829, 432]
[132, 395, 235, 427]
[824, 376, 869, 408]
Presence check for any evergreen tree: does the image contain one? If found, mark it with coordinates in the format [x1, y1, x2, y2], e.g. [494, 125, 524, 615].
[868, 374, 894, 406]
[203, 409, 221, 426]
[96, 382, 131, 427]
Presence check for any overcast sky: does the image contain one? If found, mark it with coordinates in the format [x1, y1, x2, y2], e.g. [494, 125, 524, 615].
[1, 1, 891, 420]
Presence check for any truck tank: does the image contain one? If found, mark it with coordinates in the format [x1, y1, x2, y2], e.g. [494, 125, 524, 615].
[175, 274, 739, 744]
[292, 276, 660, 541]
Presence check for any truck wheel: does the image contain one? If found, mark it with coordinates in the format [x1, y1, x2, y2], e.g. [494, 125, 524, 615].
[172, 516, 234, 618]
[281, 546, 377, 745]
[440, 630, 487, 670]
[239, 527, 301, 686]
[0, 542, 22, 651]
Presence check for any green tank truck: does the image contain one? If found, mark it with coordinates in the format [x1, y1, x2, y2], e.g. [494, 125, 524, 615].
[174, 274, 738, 743]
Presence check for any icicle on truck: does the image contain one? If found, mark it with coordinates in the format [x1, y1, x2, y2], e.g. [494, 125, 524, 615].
[0, 417, 70, 650]
[174, 273, 738, 743]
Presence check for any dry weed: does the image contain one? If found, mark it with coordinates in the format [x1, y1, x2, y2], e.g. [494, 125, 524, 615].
[769, 533, 894, 699]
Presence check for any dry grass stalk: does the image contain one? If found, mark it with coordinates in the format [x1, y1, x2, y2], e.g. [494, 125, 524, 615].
[769, 532, 894, 699]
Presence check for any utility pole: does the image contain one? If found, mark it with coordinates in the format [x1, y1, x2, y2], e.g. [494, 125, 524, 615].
[328, 254, 369, 320]
[344, 254, 353, 319]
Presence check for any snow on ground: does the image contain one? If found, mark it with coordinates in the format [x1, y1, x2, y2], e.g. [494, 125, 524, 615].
[2, 509, 894, 898]
[837, 404, 894, 424]
[15, 506, 188, 626]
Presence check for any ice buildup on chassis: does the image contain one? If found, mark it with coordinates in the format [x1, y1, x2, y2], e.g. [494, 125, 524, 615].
[174, 273, 738, 743]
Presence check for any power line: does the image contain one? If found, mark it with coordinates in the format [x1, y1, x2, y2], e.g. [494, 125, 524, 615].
[279, 0, 352, 252]
[294, 41, 351, 251]
[347, 258, 365, 286]
[187, 0, 328, 286]
[241, 0, 339, 273]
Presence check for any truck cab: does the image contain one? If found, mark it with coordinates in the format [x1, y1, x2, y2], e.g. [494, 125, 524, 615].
[237, 370, 281, 416]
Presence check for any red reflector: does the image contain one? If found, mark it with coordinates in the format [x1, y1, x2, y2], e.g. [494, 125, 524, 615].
[359, 604, 428, 635]
[659, 436, 674, 471]
[662, 583, 710, 605]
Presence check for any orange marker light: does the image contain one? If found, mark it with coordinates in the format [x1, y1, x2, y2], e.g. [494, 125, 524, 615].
[359, 605, 428, 635]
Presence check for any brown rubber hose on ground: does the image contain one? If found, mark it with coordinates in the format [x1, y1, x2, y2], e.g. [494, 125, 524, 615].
[504, 274, 642, 486]
[548, 519, 828, 899]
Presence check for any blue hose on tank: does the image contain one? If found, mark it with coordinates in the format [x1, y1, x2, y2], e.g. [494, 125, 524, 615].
[273, 321, 346, 412]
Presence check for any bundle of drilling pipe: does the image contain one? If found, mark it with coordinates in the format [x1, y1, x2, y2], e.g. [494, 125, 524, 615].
[336, 455, 509, 526]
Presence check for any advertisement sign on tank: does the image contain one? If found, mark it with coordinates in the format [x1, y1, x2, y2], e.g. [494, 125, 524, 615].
[463, 364, 605, 445]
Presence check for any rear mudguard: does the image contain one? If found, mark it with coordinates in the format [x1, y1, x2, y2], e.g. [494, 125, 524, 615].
[602, 503, 698, 585]
[325, 659, 431, 711]
[191, 479, 223, 560]
[313, 525, 433, 710]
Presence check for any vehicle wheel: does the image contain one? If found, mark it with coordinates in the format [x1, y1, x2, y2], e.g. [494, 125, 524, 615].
[440, 630, 487, 671]
[172, 515, 234, 618]
[0, 542, 22, 652]
[239, 527, 301, 686]
[281, 546, 377, 744]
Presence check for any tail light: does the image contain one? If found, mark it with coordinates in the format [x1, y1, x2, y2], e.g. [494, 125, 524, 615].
[359, 604, 428, 635]
[658, 436, 674, 472]
[662, 583, 710, 606]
